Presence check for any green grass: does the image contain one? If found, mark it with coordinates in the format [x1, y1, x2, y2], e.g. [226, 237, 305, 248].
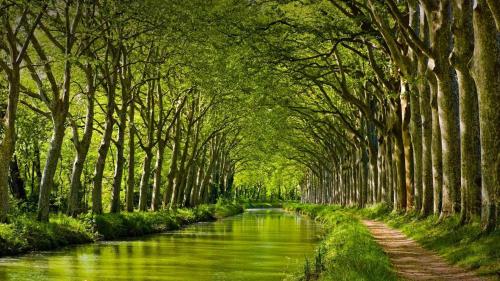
[357, 203, 500, 278]
[212, 200, 245, 218]
[285, 203, 398, 281]
[0, 213, 94, 256]
[243, 202, 283, 209]
[0, 202, 243, 256]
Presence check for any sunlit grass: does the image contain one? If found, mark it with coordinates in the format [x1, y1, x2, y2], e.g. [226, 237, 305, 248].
[0, 213, 94, 256]
[358, 203, 500, 277]
[236, 198, 286, 209]
[285, 204, 398, 281]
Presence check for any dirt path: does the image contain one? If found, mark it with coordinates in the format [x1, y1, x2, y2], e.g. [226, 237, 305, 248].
[362, 220, 484, 281]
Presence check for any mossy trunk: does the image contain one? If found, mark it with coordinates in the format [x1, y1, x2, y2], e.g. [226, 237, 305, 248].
[419, 65, 434, 216]
[401, 84, 414, 211]
[429, 72, 443, 215]
[126, 103, 135, 212]
[38, 115, 67, 221]
[410, 87, 423, 211]
[67, 70, 94, 217]
[425, 0, 461, 218]
[472, 0, 500, 231]
[151, 144, 165, 211]
[163, 119, 181, 208]
[451, 0, 482, 223]
[138, 151, 153, 211]
[0, 64, 20, 222]
[110, 110, 127, 213]
[92, 49, 117, 214]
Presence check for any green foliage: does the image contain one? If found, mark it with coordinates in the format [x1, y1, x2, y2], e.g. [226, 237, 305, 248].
[213, 199, 245, 218]
[285, 203, 398, 281]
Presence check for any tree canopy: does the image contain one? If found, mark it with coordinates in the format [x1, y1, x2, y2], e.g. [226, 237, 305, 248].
[1, 0, 498, 231]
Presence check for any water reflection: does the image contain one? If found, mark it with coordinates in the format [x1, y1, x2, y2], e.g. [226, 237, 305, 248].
[0, 208, 322, 281]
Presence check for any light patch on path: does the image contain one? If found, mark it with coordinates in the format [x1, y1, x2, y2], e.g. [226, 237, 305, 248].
[362, 220, 484, 281]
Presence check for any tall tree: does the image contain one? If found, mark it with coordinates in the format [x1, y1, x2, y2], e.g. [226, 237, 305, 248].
[0, 2, 44, 222]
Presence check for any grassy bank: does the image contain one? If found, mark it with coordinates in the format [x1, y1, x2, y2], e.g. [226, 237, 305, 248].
[358, 204, 500, 278]
[0, 202, 243, 257]
[239, 200, 284, 209]
[285, 203, 398, 281]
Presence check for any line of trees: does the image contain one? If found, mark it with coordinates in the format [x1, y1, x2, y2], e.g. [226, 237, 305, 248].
[1, 0, 498, 232]
[237, 0, 499, 231]
[0, 0, 241, 222]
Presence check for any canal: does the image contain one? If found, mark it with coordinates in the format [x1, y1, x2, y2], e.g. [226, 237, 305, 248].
[0, 208, 323, 281]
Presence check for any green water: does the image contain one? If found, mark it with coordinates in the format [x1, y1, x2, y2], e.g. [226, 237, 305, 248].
[0, 209, 323, 280]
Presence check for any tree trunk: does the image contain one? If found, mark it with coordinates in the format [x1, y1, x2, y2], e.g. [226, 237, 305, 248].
[485, 0, 500, 30]
[419, 64, 434, 215]
[138, 151, 153, 211]
[385, 135, 394, 206]
[0, 64, 20, 222]
[67, 68, 95, 217]
[391, 97, 407, 212]
[126, 102, 135, 212]
[401, 84, 414, 211]
[9, 155, 26, 200]
[410, 87, 423, 212]
[92, 108, 114, 214]
[472, 0, 500, 231]
[151, 144, 165, 211]
[163, 119, 181, 208]
[68, 148, 85, 217]
[378, 137, 388, 204]
[182, 163, 197, 207]
[360, 147, 369, 208]
[192, 162, 205, 205]
[110, 108, 127, 213]
[172, 107, 195, 207]
[451, 0, 482, 223]
[424, 0, 461, 217]
[38, 116, 66, 221]
[427, 72, 443, 215]
[0, 3, 44, 222]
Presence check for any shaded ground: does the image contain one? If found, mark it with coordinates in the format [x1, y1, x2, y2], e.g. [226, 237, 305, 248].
[363, 220, 484, 281]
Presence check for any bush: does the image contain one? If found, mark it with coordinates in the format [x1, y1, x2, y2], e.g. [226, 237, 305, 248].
[0, 213, 94, 256]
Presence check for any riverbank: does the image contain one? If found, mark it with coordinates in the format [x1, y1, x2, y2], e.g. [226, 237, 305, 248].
[0, 203, 243, 257]
[285, 203, 397, 281]
[240, 200, 284, 209]
[0, 207, 320, 281]
[286, 203, 499, 280]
